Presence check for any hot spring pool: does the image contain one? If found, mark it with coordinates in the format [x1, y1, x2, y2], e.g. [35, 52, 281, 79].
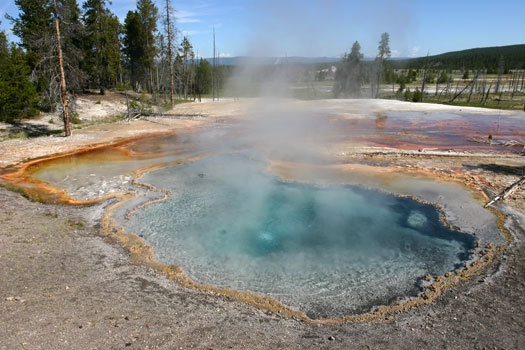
[123, 154, 475, 318]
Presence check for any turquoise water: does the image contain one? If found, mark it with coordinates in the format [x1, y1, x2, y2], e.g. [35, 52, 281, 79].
[124, 154, 475, 318]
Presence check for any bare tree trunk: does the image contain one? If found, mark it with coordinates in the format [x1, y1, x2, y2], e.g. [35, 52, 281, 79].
[183, 52, 188, 100]
[149, 68, 154, 94]
[511, 71, 520, 100]
[435, 72, 439, 97]
[496, 57, 503, 94]
[420, 69, 426, 101]
[450, 78, 475, 102]
[479, 72, 486, 103]
[485, 176, 525, 208]
[375, 57, 382, 99]
[217, 48, 220, 101]
[166, 0, 174, 105]
[467, 71, 479, 103]
[156, 66, 160, 99]
[53, 0, 70, 137]
[482, 84, 492, 105]
[212, 27, 216, 102]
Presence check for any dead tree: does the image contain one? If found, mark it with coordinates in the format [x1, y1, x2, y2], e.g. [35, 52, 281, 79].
[166, 0, 175, 105]
[419, 53, 433, 101]
[482, 83, 492, 105]
[453, 81, 459, 97]
[479, 73, 486, 103]
[485, 176, 525, 208]
[467, 71, 480, 103]
[495, 56, 504, 94]
[212, 27, 216, 101]
[450, 78, 474, 102]
[511, 71, 522, 100]
[52, 0, 70, 137]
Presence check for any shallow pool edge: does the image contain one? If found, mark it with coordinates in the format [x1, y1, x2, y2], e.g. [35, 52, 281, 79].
[100, 155, 513, 324]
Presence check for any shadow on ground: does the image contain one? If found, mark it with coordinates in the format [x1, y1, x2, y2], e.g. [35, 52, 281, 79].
[464, 163, 525, 176]
[1, 122, 63, 139]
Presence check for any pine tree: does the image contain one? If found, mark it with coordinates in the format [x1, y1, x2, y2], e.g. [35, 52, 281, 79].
[137, 0, 158, 92]
[0, 42, 40, 122]
[333, 41, 363, 97]
[174, 53, 184, 97]
[374, 32, 391, 98]
[123, 0, 158, 92]
[10, 0, 85, 111]
[82, 0, 121, 93]
[180, 36, 193, 99]
[195, 59, 212, 100]
[10, 0, 54, 70]
[123, 10, 144, 90]
[0, 26, 8, 67]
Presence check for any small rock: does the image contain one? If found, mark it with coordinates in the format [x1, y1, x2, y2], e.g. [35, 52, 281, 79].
[328, 336, 335, 341]
[6, 297, 14, 301]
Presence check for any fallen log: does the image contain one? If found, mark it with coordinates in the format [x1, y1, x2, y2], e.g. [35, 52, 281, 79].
[468, 137, 525, 150]
[484, 176, 525, 207]
[138, 112, 205, 118]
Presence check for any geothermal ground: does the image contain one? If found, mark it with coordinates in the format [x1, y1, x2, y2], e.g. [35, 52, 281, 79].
[1, 98, 524, 349]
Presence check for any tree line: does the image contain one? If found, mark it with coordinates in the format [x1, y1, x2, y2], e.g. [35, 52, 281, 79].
[0, 0, 221, 125]
[393, 44, 525, 72]
[332, 35, 525, 105]
[333, 32, 392, 98]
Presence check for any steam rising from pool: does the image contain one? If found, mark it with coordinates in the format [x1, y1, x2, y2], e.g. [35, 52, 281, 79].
[124, 154, 475, 318]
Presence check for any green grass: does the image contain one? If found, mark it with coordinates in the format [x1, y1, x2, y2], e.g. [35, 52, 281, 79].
[71, 114, 125, 130]
[161, 99, 193, 110]
[422, 98, 525, 111]
[0, 181, 35, 202]
[67, 219, 85, 228]
[8, 131, 28, 139]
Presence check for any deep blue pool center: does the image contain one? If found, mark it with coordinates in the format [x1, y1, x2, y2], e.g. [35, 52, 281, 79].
[124, 154, 475, 318]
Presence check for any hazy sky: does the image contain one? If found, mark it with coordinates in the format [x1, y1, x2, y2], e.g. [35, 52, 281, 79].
[1, 0, 524, 58]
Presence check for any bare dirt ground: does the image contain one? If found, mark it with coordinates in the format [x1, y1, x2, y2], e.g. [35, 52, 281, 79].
[1, 98, 524, 349]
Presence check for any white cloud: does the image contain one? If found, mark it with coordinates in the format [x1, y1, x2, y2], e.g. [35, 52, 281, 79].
[178, 18, 201, 23]
[182, 30, 199, 37]
[176, 10, 201, 24]
[219, 52, 231, 58]
[390, 49, 401, 58]
[409, 46, 420, 57]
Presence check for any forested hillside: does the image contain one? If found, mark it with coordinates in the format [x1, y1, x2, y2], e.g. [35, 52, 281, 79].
[393, 45, 525, 71]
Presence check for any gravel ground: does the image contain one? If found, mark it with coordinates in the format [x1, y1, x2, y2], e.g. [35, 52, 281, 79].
[1, 99, 524, 349]
[0, 186, 523, 349]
